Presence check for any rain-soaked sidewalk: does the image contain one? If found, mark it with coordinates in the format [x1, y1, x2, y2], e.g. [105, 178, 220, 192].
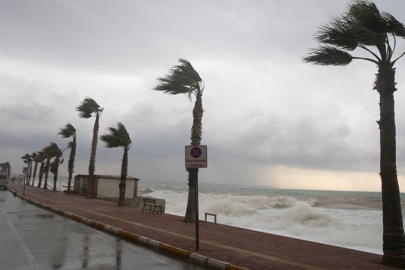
[7, 182, 398, 270]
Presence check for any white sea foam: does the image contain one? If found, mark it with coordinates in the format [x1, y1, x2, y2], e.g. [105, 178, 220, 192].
[138, 186, 155, 195]
[145, 187, 384, 254]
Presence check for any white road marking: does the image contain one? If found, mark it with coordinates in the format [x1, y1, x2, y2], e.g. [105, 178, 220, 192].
[0, 206, 42, 270]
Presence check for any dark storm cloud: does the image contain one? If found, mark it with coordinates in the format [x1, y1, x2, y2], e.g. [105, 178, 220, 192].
[0, 103, 55, 122]
[0, 1, 352, 74]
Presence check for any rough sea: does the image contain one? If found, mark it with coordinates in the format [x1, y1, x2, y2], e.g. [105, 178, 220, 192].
[138, 182, 405, 255]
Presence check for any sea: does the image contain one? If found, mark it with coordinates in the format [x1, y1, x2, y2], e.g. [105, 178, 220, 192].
[137, 182, 405, 255]
[49, 177, 403, 255]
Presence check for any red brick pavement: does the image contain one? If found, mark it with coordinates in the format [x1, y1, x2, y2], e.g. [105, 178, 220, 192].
[8, 182, 399, 270]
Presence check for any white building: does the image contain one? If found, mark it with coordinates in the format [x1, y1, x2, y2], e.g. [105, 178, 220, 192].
[74, 174, 140, 198]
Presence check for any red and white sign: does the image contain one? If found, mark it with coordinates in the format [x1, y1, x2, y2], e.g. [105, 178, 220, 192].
[185, 145, 207, 168]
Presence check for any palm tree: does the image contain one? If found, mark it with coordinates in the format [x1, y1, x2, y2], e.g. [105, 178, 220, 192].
[21, 154, 32, 185]
[30, 152, 39, 186]
[304, 1, 405, 267]
[58, 123, 77, 192]
[154, 59, 205, 222]
[100, 122, 132, 206]
[42, 145, 56, 190]
[37, 150, 46, 188]
[27, 155, 33, 185]
[77, 97, 104, 198]
[48, 143, 63, 192]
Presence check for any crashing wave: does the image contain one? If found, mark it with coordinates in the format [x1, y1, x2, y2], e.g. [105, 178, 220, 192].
[139, 186, 155, 195]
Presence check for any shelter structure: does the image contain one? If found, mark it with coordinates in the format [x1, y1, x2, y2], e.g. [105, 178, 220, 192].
[73, 174, 140, 198]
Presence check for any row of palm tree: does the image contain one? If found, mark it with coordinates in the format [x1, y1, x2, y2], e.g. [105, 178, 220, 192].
[21, 143, 64, 191]
[19, 97, 132, 207]
[21, 98, 98, 194]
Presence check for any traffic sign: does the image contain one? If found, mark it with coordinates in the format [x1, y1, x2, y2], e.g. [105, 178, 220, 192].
[185, 145, 207, 168]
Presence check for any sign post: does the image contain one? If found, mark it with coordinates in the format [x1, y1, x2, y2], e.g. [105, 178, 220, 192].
[185, 145, 207, 250]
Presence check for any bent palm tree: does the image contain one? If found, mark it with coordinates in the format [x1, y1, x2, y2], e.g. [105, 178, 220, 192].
[304, 1, 405, 267]
[42, 145, 56, 190]
[30, 152, 39, 186]
[154, 58, 205, 222]
[37, 150, 46, 188]
[100, 122, 132, 206]
[48, 143, 63, 192]
[21, 154, 32, 185]
[27, 154, 34, 185]
[77, 97, 103, 198]
[58, 123, 77, 192]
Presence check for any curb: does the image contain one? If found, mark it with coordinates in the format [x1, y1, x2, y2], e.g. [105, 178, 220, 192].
[7, 188, 248, 270]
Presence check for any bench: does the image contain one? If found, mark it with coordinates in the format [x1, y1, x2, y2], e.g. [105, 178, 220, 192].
[142, 198, 162, 214]
[205, 213, 217, 223]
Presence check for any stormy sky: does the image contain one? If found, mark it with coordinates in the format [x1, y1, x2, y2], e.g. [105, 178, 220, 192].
[1, 0, 405, 191]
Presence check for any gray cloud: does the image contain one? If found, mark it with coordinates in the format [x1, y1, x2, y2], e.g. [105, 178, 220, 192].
[1, 0, 405, 190]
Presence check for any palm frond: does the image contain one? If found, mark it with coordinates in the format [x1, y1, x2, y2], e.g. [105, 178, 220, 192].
[304, 0, 405, 65]
[76, 97, 101, 119]
[50, 157, 61, 174]
[154, 59, 203, 98]
[67, 141, 74, 149]
[316, 18, 358, 51]
[101, 122, 132, 149]
[304, 46, 353, 66]
[44, 143, 63, 158]
[346, 1, 387, 45]
[36, 150, 46, 161]
[382, 13, 405, 38]
[32, 152, 42, 162]
[21, 154, 32, 163]
[31, 152, 39, 162]
[58, 123, 76, 138]
[347, 1, 383, 31]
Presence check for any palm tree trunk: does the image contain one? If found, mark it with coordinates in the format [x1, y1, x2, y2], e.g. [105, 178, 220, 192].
[184, 92, 203, 223]
[68, 135, 76, 192]
[25, 162, 30, 185]
[376, 63, 405, 267]
[44, 159, 50, 189]
[27, 162, 32, 185]
[118, 149, 128, 207]
[53, 157, 59, 192]
[87, 113, 100, 198]
[184, 169, 197, 222]
[31, 162, 38, 186]
[37, 162, 44, 188]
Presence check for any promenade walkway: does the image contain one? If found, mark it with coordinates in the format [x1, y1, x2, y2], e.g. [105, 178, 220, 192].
[8, 182, 397, 270]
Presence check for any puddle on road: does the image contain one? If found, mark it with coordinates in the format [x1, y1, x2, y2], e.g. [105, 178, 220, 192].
[35, 213, 54, 219]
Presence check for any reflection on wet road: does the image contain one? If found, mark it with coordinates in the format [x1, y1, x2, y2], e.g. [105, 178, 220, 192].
[0, 190, 205, 270]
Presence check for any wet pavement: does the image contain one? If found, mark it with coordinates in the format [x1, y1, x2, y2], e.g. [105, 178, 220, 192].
[0, 190, 205, 270]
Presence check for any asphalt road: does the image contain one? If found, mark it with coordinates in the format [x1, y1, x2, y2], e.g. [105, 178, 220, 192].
[0, 189, 206, 270]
